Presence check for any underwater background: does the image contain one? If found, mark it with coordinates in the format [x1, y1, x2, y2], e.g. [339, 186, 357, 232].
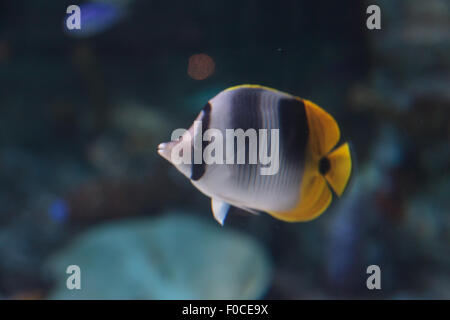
[0, 0, 449, 299]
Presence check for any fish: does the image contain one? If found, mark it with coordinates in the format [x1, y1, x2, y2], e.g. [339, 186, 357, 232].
[158, 84, 352, 225]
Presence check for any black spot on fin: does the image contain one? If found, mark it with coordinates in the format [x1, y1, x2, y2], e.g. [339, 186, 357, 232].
[319, 156, 331, 175]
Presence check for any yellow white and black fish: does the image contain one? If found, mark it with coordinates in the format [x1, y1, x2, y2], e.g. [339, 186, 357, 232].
[158, 85, 352, 225]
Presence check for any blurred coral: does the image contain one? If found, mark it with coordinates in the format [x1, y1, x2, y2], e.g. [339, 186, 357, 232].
[46, 213, 272, 299]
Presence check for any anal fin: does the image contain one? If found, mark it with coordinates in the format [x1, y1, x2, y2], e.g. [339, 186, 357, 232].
[268, 156, 332, 222]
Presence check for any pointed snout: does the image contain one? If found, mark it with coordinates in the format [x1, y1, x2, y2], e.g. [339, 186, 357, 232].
[157, 142, 173, 162]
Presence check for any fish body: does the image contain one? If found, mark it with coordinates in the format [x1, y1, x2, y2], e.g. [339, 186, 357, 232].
[158, 85, 352, 225]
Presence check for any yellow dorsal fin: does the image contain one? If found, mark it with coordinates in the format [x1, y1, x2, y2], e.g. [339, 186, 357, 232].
[224, 84, 292, 98]
[302, 98, 340, 158]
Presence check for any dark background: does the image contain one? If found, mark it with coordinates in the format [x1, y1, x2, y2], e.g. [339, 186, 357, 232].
[0, 0, 449, 299]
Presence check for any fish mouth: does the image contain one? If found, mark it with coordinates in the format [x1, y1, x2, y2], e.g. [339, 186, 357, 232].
[157, 143, 166, 156]
[157, 142, 166, 151]
[157, 142, 171, 161]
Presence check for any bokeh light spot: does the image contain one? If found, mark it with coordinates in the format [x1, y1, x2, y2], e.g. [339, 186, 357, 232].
[48, 199, 70, 223]
[187, 53, 215, 80]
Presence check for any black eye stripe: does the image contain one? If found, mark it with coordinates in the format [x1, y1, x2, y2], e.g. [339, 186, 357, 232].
[191, 102, 211, 181]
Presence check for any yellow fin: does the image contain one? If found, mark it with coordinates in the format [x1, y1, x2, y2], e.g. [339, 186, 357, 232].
[268, 157, 332, 222]
[267, 99, 348, 222]
[324, 143, 352, 197]
[302, 98, 340, 157]
[224, 84, 292, 98]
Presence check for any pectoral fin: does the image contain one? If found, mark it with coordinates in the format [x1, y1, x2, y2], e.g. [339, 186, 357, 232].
[211, 198, 230, 226]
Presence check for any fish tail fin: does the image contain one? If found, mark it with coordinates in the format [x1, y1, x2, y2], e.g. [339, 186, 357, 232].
[323, 142, 352, 197]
